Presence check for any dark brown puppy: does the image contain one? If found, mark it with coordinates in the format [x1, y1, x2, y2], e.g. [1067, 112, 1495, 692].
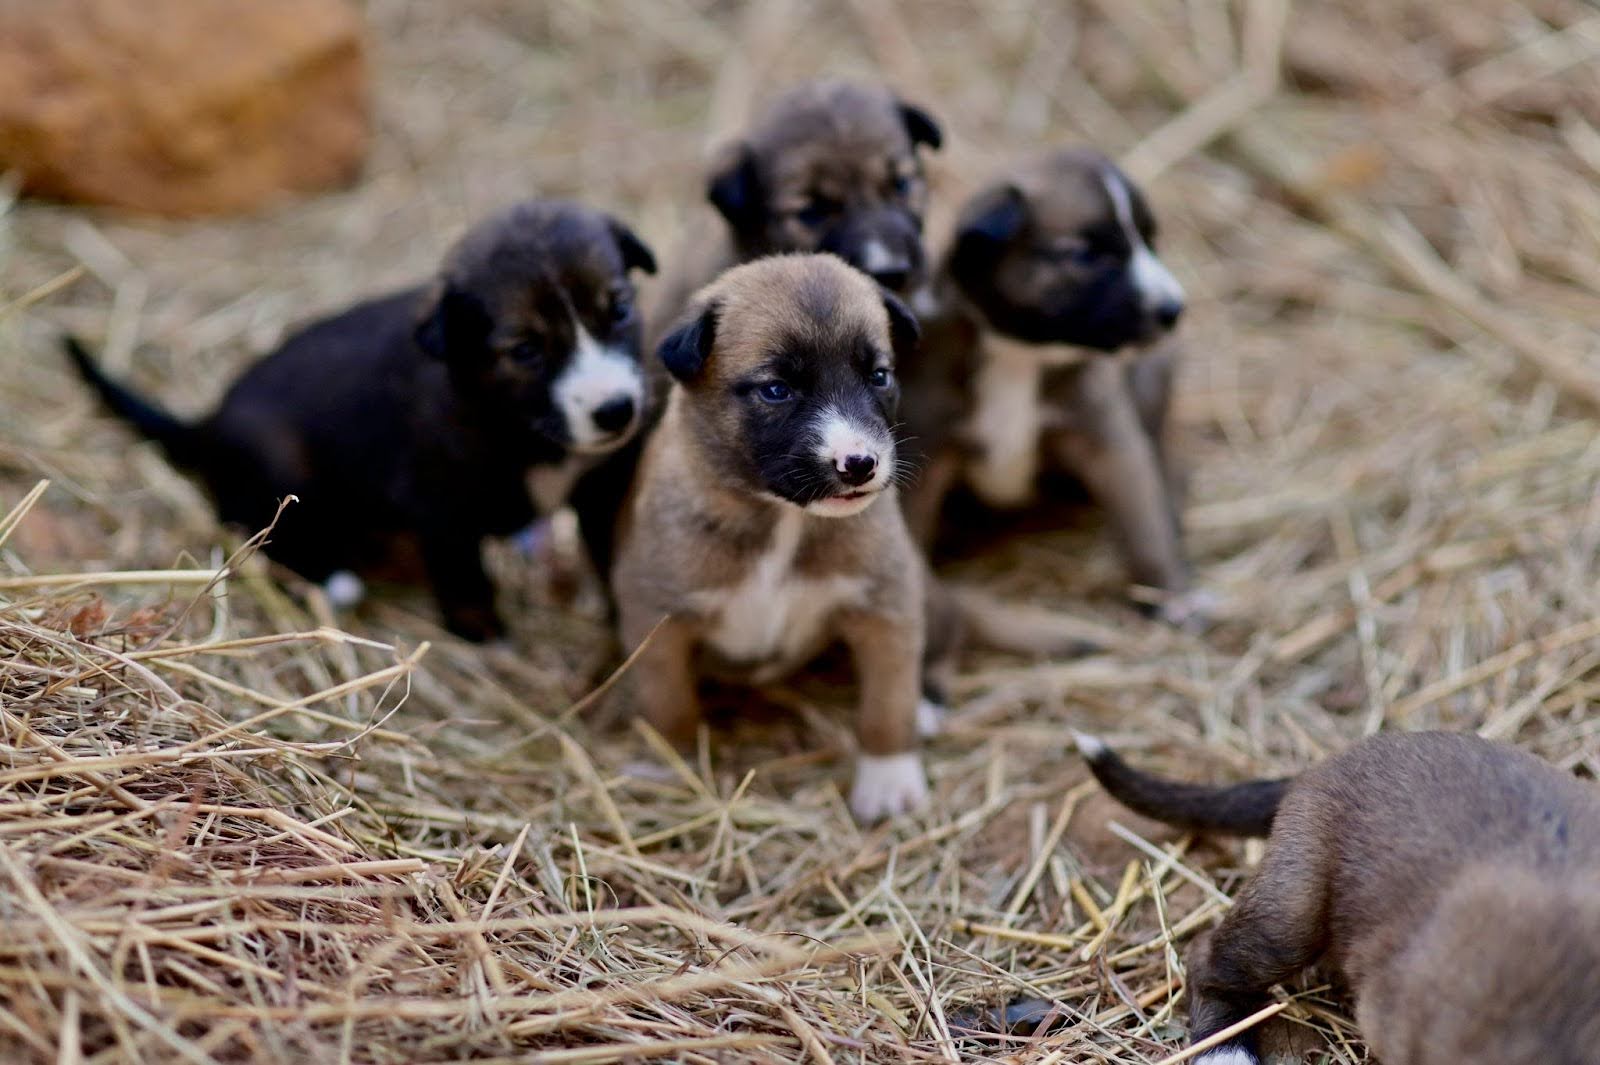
[648, 79, 942, 339]
[1077, 730, 1600, 1065]
[611, 255, 934, 822]
[901, 148, 1205, 625]
[67, 199, 656, 641]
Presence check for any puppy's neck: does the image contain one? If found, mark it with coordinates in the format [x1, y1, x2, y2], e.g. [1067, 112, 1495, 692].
[934, 275, 1093, 370]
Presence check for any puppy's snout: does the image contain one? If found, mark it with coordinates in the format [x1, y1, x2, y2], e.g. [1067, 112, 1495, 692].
[591, 395, 636, 435]
[839, 452, 878, 487]
[1153, 299, 1184, 330]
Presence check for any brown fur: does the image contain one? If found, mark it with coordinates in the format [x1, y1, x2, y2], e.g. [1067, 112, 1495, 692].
[901, 149, 1200, 624]
[612, 255, 933, 821]
[1081, 731, 1600, 1064]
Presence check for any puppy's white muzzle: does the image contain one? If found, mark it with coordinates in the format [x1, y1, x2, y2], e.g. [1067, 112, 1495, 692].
[807, 407, 895, 517]
[556, 324, 644, 453]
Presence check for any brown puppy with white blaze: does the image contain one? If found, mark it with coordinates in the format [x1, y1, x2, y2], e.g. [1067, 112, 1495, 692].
[1076, 730, 1600, 1065]
[901, 148, 1206, 625]
[612, 255, 932, 821]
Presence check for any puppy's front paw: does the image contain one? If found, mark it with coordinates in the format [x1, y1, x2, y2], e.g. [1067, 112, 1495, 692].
[1157, 587, 1220, 632]
[850, 751, 929, 822]
[511, 518, 554, 560]
[321, 570, 366, 610]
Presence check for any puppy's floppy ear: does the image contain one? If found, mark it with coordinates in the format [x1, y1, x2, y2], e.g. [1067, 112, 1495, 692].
[414, 283, 493, 362]
[608, 217, 657, 275]
[897, 100, 943, 150]
[954, 183, 1026, 253]
[657, 301, 718, 383]
[881, 289, 920, 361]
[707, 144, 760, 228]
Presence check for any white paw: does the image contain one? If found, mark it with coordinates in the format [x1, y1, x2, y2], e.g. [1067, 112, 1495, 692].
[849, 751, 929, 822]
[322, 571, 366, 610]
[512, 519, 554, 560]
[1158, 587, 1220, 631]
[1193, 1046, 1258, 1065]
[916, 698, 947, 738]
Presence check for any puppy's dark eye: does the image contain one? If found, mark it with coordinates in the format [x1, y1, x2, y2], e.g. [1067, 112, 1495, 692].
[510, 339, 543, 364]
[890, 173, 913, 198]
[757, 381, 794, 403]
[869, 366, 893, 387]
[795, 196, 841, 228]
[1041, 241, 1102, 267]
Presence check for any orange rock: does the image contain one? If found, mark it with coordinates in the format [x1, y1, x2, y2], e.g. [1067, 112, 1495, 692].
[0, 0, 370, 217]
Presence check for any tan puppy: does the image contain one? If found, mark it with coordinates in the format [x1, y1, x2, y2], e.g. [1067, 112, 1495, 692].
[901, 148, 1206, 626]
[1077, 730, 1600, 1064]
[613, 255, 933, 821]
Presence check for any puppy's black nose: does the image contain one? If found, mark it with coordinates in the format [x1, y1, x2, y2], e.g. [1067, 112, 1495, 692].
[868, 266, 911, 292]
[839, 453, 878, 487]
[1154, 300, 1184, 329]
[591, 396, 636, 434]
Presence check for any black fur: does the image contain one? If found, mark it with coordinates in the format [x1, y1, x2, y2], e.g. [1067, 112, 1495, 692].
[657, 303, 718, 383]
[67, 199, 656, 642]
[1080, 739, 1290, 836]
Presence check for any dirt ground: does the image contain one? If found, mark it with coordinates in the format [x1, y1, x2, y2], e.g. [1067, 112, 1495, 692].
[3, 1, 1600, 1062]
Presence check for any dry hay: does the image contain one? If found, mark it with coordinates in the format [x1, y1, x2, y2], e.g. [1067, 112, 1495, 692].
[2, 0, 1600, 1061]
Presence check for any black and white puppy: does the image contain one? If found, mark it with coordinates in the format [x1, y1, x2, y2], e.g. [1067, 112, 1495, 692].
[900, 148, 1204, 625]
[66, 199, 656, 641]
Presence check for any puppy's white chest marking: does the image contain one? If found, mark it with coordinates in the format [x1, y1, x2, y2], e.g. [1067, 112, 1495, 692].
[964, 336, 1082, 507]
[694, 508, 867, 679]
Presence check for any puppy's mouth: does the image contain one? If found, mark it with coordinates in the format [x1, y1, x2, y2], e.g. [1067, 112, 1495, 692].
[805, 487, 883, 518]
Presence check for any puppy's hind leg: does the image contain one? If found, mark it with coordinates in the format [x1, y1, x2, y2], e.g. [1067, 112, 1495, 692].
[1052, 359, 1199, 626]
[1182, 832, 1330, 1063]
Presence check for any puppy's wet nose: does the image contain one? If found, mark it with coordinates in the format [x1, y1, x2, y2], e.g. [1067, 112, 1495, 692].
[839, 453, 878, 487]
[1154, 300, 1184, 329]
[591, 395, 636, 434]
[867, 265, 911, 292]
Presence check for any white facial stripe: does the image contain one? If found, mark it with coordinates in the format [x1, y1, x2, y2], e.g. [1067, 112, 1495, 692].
[860, 239, 897, 275]
[813, 407, 893, 490]
[554, 322, 644, 451]
[1100, 168, 1186, 312]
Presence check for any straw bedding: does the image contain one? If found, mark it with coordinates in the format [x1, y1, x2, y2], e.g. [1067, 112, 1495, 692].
[2, 0, 1598, 1061]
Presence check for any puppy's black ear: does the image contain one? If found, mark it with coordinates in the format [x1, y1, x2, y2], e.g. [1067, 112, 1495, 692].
[415, 283, 492, 363]
[881, 289, 920, 361]
[609, 218, 657, 275]
[955, 183, 1026, 252]
[898, 100, 943, 150]
[657, 302, 718, 383]
[707, 145, 760, 228]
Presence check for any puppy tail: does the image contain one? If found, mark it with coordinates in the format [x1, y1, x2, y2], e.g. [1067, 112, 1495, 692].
[948, 585, 1110, 657]
[1073, 732, 1288, 837]
[63, 335, 199, 465]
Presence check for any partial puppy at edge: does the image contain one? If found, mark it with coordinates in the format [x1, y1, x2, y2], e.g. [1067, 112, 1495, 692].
[1076, 729, 1600, 1065]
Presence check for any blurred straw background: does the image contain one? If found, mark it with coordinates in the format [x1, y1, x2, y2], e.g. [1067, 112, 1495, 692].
[2, 0, 1599, 1061]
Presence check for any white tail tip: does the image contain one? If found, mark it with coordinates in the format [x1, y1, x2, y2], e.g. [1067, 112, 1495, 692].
[1071, 730, 1108, 759]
